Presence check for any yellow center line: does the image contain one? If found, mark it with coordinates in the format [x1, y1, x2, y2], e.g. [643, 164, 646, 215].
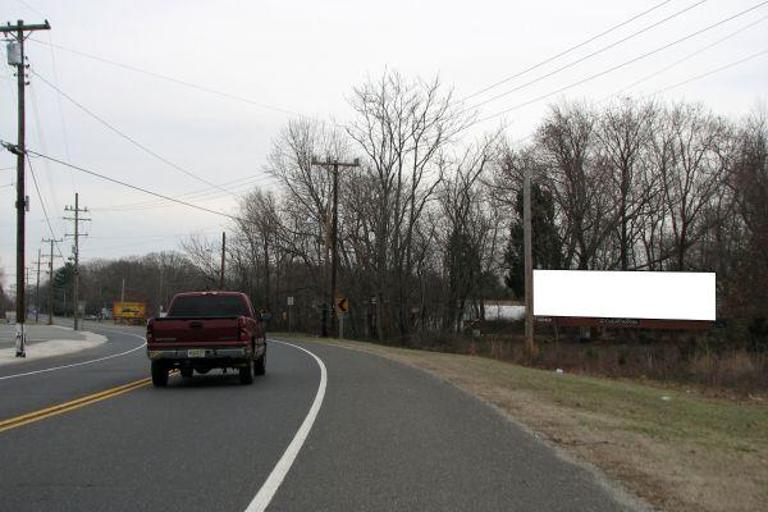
[0, 370, 179, 434]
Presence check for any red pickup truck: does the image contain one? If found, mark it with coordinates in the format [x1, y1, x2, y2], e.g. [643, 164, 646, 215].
[146, 291, 266, 387]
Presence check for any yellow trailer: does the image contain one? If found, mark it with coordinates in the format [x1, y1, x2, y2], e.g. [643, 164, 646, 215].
[113, 301, 146, 325]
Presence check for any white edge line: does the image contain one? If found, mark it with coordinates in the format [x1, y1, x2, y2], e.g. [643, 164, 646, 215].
[0, 334, 146, 381]
[245, 339, 327, 512]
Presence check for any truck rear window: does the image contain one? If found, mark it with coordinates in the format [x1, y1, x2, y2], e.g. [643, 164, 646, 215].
[167, 295, 250, 318]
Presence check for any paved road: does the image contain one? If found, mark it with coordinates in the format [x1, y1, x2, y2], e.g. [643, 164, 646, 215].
[0, 321, 636, 511]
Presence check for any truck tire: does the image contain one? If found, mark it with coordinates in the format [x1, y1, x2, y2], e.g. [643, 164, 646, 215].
[254, 350, 266, 376]
[151, 361, 169, 387]
[239, 359, 254, 385]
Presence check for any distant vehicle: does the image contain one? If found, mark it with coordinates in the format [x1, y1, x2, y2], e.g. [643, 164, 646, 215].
[113, 301, 146, 325]
[146, 291, 266, 387]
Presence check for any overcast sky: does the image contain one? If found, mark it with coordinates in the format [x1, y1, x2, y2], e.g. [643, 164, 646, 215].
[1, 0, 766, 288]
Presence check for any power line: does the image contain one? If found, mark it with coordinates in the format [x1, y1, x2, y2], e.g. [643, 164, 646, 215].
[27, 38, 302, 117]
[650, 48, 768, 95]
[30, 68, 239, 198]
[28, 81, 65, 234]
[14, 0, 46, 17]
[472, 0, 768, 125]
[606, 13, 768, 100]
[461, 0, 677, 102]
[487, 47, 768, 153]
[464, 0, 706, 112]
[14, 145, 241, 221]
[26, 154, 65, 260]
[31, 63, 271, 212]
[91, 173, 276, 212]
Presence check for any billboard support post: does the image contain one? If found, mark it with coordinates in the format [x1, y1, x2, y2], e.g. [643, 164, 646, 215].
[523, 165, 537, 357]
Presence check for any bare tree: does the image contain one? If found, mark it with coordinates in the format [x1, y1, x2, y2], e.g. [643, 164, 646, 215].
[436, 136, 502, 331]
[181, 234, 221, 287]
[597, 98, 657, 269]
[346, 70, 472, 338]
[537, 102, 615, 269]
[655, 103, 729, 270]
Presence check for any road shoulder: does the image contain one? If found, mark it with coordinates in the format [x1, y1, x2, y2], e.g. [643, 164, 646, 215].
[275, 333, 767, 512]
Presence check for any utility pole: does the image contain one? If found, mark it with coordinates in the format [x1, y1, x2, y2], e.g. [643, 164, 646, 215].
[1, 19, 51, 357]
[121, 277, 125, 302]
[33, 247, 41, 323]
[524, 165, 537, 358]
[64, 193, 90, 331]
[219, 231, 226, 290]
[311, 156, 360, 337]
[42, 237, 62, 325]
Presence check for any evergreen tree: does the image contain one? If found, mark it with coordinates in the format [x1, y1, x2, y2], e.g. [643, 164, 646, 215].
[504, 182, 563, 299]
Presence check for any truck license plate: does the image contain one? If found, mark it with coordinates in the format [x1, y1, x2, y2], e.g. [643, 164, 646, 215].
[187, 349, 206, 358]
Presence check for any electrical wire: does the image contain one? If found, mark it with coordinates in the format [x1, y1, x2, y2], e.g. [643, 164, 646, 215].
[30, 69, 241, 198]
[463, 0, 706, 112]
[14, 0, 46, 17]
[26, 38, 302, 117]
[650, 48, 768, 95]
[604, 13, 768, 100]
[91, 173, 276, 212]
[28, 65, 275, 214]
[28, 82, 65, 234]
[461, 0, 677, 102]
[13, 145, 242, 221]
[26, 154, 66, 260]
[472, 0, 768, 125]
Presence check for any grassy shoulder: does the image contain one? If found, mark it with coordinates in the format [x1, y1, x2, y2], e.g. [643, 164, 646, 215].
[275, 332, 768, 512]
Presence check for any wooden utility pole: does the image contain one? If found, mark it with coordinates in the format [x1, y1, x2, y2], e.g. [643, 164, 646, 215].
[1, 19, 51, 357]
[219, 231, 226, 290]
[524, 165, 537, 357]
[311, 156, 359, 337]
[42, 237, 62, 325]
[64, 193, 90, 330]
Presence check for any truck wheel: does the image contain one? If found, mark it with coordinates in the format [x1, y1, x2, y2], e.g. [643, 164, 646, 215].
[254, 350, 266, 376]
[151, 361, 169, 387]
[239, 360, 254, 385]
[180, 368, 193, 378]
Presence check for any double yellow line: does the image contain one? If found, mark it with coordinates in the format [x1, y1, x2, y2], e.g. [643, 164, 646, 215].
[0, 371, 177, 434]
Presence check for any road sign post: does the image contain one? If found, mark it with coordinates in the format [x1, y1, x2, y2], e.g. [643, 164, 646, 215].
[336, 296, 348, 339]
[287, 296, 294, 332]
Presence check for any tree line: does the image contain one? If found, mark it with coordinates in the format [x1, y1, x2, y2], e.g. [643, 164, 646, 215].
[21, 71, 766, 348]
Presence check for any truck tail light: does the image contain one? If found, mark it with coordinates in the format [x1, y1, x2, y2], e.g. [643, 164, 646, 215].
[146, 319, 155, 344]
[238, 317, 249, 341]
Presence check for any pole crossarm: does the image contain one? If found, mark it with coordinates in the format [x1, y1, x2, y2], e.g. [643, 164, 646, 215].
[0, 20, 50, 35]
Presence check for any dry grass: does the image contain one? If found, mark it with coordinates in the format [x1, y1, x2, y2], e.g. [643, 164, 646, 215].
[276, 333, 768, 512]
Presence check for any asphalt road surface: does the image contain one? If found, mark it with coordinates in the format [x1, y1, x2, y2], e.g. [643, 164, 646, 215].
[0, 321, 636, 511]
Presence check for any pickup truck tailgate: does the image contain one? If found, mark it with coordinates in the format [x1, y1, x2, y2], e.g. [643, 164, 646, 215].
[151, 317, 242, 346]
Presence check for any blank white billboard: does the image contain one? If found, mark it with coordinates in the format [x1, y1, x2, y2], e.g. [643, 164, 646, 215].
[533, 270, 716, 321]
